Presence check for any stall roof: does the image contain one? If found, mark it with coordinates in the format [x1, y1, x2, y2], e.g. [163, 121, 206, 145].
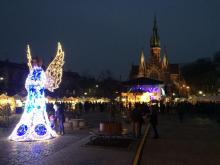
[122, 77, 163, 86]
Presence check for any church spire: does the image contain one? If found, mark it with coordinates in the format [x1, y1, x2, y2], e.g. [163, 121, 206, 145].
[162, 46, 169, 69]
[137, 49, 147, 78]
[150, 15, 161, 63]
[150, 15, 160, 48]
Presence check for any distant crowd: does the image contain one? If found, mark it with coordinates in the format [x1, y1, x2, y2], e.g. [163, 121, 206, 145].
[10, 100, 220, 137]
[159, 101, 220, 116]
[44, 100, 220, 118]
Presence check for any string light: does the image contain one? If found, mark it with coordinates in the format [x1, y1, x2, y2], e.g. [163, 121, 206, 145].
[27, 45, 32, 71]
[46, 42, 65, 92]
[9, 43, 65, 141]
[9, 67, 58, 141]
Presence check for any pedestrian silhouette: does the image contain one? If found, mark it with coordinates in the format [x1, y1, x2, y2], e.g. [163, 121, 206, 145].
[150, 104, 159, 139]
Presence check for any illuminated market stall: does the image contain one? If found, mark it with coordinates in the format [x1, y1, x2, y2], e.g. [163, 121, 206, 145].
[0, 94, 16, 112]
[121, 77, 165, 105]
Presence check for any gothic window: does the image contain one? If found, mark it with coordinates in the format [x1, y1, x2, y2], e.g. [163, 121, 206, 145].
[150, 71, 159, 80]
[148, 66, 161, 80]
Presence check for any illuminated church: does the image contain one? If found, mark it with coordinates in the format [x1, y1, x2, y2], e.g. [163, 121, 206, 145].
[129, 17, 180, 94]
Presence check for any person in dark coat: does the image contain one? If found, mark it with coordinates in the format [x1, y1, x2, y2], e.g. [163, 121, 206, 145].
[54, 104, 65, 135]
[150, 104, 159, 139]
[130, 104, 145, 138]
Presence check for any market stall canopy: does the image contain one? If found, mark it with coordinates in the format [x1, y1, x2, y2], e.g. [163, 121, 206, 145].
[0, 94, 8, 99]
[66, 97, 78, 102]
[122, 77, 163, 86]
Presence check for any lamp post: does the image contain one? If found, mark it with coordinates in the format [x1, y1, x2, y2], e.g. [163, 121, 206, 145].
[186, 86, 190, 97]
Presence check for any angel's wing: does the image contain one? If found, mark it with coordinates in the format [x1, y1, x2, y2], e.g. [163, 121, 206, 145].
[27, 45, 32, 71]
[45, 42, 65, 92]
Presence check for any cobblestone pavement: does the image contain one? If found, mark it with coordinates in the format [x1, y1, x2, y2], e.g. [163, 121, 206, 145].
[0, 134, 83, 165]
[140, 114, 220, 165]
[37, 135, 135, 165]
[36, 111, 137, 165]
[0, 111, 108, 165]
[0, 111, 136, 165]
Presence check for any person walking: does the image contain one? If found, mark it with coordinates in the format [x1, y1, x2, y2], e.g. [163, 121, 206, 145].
[54, 104, 65, 135]
[49, 112, 56, 130]
[150, 104, 159, 139]
[130, 104, 145, 138]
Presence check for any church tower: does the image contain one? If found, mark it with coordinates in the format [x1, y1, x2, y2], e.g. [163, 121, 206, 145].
[150, 16, 161, 63]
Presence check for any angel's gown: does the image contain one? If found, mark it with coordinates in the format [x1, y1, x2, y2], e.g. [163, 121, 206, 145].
[9, 66, 57, 141]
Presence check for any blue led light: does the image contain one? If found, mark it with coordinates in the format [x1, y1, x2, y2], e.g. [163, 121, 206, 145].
[35, 124, 47, 136]
[17, 124, 28, 136]
[8, 43, 64, 141]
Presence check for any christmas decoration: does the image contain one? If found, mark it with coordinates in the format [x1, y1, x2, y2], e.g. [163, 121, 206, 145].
[8, 43, 65, 141]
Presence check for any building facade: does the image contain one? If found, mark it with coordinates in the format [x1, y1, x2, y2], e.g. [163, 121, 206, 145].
[129, 17, 181, 95]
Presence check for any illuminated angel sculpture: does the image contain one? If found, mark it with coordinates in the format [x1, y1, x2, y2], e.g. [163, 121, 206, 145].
[9, 42, 64, 141]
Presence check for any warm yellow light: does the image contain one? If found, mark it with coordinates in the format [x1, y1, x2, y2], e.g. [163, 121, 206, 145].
[140, 93, 151, 102]
[46, 42, 65, 92]
[121, 98, 126, 102]
[15, 100, 23, 107]
[26, 45, 32, 71]
[0, 94, 16, 112]
[26, 43, 64, 92]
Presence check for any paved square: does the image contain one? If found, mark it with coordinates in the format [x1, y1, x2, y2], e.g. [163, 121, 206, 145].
[141, 114, 220, 165]
[0, 111, 136, 165]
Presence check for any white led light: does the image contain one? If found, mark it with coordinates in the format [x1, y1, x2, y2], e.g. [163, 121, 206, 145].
[9, 43, 65, 141]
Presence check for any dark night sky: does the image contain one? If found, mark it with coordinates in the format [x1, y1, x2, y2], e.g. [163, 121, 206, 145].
[0, 0, 219, 79]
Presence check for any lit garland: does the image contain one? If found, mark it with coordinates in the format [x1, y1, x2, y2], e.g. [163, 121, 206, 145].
[27, 45, 32, 71]
[9, 43, 65, 141]
[46, 42, 65, 92]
